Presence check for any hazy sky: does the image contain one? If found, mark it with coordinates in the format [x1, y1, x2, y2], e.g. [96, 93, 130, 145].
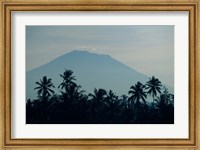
[26, 25, 174, 86]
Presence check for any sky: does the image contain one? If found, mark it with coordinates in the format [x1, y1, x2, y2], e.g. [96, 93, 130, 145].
[26, 25, 174, 87]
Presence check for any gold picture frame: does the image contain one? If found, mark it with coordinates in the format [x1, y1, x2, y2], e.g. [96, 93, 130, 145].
[0, 0, 199, 149]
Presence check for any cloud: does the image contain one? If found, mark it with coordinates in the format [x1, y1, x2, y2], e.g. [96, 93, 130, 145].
[71, 45, 99, 52]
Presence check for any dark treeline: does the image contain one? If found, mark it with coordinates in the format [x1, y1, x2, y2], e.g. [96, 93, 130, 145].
[26, 69, 174, 124]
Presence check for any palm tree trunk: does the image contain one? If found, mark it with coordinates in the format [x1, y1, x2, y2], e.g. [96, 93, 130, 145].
[153, 95, 154, 103]
[152, 95, 155, 108]
[128, 99, 131, 110]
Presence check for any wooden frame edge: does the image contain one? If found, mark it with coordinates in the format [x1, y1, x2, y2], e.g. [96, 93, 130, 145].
[0, 0, 199, 149]
[0, 0, 4, 150]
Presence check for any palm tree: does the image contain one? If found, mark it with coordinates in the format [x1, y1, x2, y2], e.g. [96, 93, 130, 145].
[58, 69, 76, 92]
[64, 85, 85, 104]
[128, 82, 147, 106]
[105, 90, 121, 112]
[34, 76, 55, 100]
[88, 88, 107, 122]
[128, 82, 147, 123]
[146, 76, 162, 104]
[106, 90, 118, 102]
[34, 76, 55, 123]
[88, 88, 107, 104]
[121, 94, 128, 101]
[154, 94, 174, 123]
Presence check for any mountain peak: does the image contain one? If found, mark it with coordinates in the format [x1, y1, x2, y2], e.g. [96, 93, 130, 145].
[69, 50, 89, 54]
[67, 50, 111, 58]
[27, 49, 173, 100]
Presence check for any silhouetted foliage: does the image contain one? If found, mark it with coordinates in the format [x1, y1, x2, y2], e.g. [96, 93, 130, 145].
[146, 76, 162, 104]
[58, 69, 77, 92]
[128, 82, 147, 105]
[26, 69, 174, 124]
[34, 76, 55, 100]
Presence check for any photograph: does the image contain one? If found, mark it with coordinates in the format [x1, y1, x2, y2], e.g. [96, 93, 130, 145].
[26, 25, 174, 124]
[1, 0, 199, 148]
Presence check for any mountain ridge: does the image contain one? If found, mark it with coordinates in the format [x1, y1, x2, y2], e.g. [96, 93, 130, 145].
[28, 50, 143, 75]
[26, 50, 173, 100]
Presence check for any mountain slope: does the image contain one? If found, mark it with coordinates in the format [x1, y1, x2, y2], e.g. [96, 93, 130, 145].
[26, 50, 172, 100]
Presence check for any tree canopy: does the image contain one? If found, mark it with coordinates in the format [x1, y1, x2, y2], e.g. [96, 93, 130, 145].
[27, 69, 174, 124]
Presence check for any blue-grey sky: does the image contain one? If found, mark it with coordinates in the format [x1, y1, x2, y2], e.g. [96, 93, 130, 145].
[26, 25, 174, 87]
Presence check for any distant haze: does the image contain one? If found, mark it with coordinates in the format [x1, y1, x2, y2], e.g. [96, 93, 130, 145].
[26, 25, 174, 87]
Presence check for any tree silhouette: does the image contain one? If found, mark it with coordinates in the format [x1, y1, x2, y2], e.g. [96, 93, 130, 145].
[59, 84, 85, 115]
[58, 69, 76, 92]
[106, 90, 118, 103]
[128, 82, 147, 105]
[146, 76, 162, 104]
[104, 90, 125, 123]
[34, 76, 55, 101]
[57, 85, 86, 123]
[33, 76, 55, 123]
[128, 82, 147, 123]
[154, 93, 174, 123]
[26, 99, 33, 123]
[56, 69, 86, 123]
[89, 88, 107, 105]
[27, 70, 174, 124]
[88, 88, 107, 123]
